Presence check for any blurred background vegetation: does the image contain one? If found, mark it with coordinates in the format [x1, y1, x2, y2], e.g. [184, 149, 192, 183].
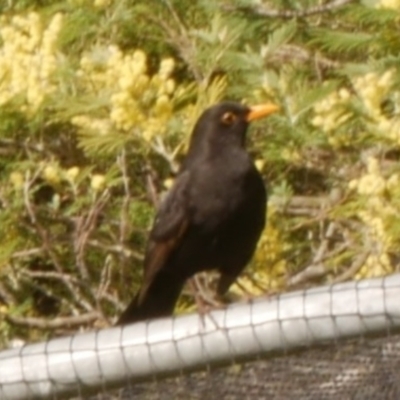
[1, 0, 400, 345]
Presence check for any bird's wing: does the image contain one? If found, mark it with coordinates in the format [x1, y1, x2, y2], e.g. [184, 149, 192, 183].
[137, 171, 191, 303]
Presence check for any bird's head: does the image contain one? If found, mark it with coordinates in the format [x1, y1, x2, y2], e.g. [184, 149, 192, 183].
[187, 101, 279, 160]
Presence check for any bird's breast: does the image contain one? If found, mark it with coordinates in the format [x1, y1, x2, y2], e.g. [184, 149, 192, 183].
[188, 158, 265, 231]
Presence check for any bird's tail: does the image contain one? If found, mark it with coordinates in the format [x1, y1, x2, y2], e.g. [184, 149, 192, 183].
[116, 272, 186, 326]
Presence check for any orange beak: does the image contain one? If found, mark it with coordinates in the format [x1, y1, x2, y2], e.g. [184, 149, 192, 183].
[246, 103, 279, 122]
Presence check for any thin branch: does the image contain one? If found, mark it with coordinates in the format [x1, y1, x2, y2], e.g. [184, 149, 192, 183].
[268, 44, 340, 70]
[4, 312, 100, 329]
[152, 136, 180, 173]
[331, 251, 370, 284]
[87, 240, 144, 261]
[0, 138, 46, 156]
[224, 0, 356, 19]
[74, 189, 111, 281]
[10, 247, 43, 259]
[143, 13, 204, 82]
[99, 291, 123, 310]
[287, 222, 349, 287]
[96, 255, 112, 306]
[23, 172, 93, 312]
[312, 221, 337, 264]
[117, 149, 131, 243]
[0, 281, 15, 305]
[287, 265, 326, 286]
[22, 270, 81, 285]
[163, 0, 189, 34]
[144, 163, 160, 207]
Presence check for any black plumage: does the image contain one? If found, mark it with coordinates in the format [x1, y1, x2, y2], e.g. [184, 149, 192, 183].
[117, 101, 278, 325]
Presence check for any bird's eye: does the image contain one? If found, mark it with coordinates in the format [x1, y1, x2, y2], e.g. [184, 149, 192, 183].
[221, 112, 237, 125]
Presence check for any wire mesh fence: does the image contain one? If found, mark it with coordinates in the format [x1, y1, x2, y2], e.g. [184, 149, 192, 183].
[1, 273, 399, 400]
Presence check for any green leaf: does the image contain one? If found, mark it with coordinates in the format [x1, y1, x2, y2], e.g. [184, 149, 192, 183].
[310, 29, 373, 54]
[267, 21, 297, 54]
[295, 81, 340, 117]
[345, 5, 399, 25]
[77, 130, 130, 156]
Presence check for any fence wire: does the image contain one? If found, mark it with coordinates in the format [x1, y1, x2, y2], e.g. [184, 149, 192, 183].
[0, 273, 399, 400]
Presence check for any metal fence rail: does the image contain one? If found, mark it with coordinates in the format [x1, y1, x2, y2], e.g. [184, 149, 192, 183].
[1, 274, 400, 400]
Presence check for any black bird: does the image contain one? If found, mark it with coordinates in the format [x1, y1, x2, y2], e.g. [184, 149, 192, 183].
[117, 101, 278, 325]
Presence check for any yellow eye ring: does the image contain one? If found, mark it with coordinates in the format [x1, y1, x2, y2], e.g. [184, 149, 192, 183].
[221, 112, 237, 125]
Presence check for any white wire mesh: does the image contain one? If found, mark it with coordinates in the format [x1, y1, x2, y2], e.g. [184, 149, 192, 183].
[0, 273, 399, 399]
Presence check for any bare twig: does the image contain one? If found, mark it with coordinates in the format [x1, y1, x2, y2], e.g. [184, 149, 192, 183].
[117, 150, 131, 243]
[88, 240, 143, 261]
[0, 281, 15, 305]
[287, 221, 348, 287]
[144, 164, 160, 207]
[268, 44, 340, 70]
[23, 172, 93, 312]
[287, 265, 327, 287]
[224, 0, 356, 19]
[3, 312, 100, 329]
[152, 137, 180, 173]
[312, 221, 337, 264]
[0, 138, 46, 155]
[22, 270, 81, 285]
[23, 169, 43, 226]
[143, 13, 204, 82]
[74, 189, 111, 281]
[10, 247, 43, 259]
[99, 291, 124, 310]
[96, 255, 112, 304]
[331, 251, 370, 284]
[163, 0, 189, 34]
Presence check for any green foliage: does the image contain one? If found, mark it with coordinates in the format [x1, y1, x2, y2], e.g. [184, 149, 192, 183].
[310, 30, 374, 54]
[267, 21, 298, 54]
